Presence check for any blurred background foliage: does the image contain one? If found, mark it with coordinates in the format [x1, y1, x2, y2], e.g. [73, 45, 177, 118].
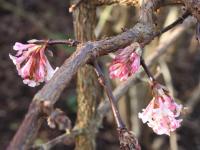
[0, 0, 200, 149]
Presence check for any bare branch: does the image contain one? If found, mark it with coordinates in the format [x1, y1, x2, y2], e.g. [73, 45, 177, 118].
[140, 57, 156, 82]
[34, 129, 85, 150]
[94, 61, 141, 150]
[141, 11, 190, 46]
[28, 39, 80, 47]
[94, 61, 125, 128]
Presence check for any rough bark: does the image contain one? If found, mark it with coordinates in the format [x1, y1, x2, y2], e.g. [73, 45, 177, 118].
[73, 1, 102, 150]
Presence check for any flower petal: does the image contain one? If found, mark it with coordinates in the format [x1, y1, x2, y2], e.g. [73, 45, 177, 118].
[13, 42, 31, 51]
[138, 83, 183, 135]
[23, 79, 38, 87]
[45, 58, 58, 81]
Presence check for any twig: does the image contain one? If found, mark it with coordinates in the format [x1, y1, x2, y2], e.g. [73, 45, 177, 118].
[28, 39, 80, 47]
[93, 61, 125, 128]
[34, 129, 85, 150]
[94, 60, 141, 150]
[158, 12, 190, 35]
[141, 11, 191, 47]
[140, 57, 156, 82]
[29, 11, 190, 49]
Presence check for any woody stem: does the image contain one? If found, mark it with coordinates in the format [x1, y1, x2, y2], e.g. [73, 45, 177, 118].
[93, 61, 125, 128]
[29, 39, 80, 47]
[141, 11, 190, 47]
[140, 57, 156, 82]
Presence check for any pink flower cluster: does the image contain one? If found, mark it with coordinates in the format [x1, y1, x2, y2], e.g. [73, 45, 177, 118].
[9, 42, 59, 87]
[138, 83, 182, 135]
[109, 43, 141, 81]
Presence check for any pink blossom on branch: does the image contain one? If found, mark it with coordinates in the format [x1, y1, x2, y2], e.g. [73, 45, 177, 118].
[138, 83, 182, 136]
[109, 43, 142, 81]
[9, 41, 59, 87]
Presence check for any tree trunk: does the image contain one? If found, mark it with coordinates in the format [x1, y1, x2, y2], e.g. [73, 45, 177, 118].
[73, 1, 101, 150]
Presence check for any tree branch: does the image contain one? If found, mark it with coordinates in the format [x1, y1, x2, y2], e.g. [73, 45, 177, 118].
[29, 39, 80, 47]
[34, 129, 85, 150]
[32, 23, 155, 106]
[140, 57, 156, 82]
[141, 11, 190, 47]
[94, 61, 141, 150]
[94, 61, 125, 128]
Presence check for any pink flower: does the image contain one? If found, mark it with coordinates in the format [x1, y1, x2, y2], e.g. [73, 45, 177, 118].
[9, 41, 59, 87]
[109, 43, 141, 81]
[138, 83, 182, 135]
